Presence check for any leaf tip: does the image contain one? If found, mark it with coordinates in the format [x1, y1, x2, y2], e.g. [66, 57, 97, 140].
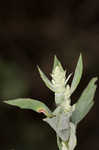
[79, 53, 82, 58]
[4, 100, 8, 104]
[53, 55, 59, 69]
[37, 108, 47, 114]
[93, 77, 98, 82]
[54, 55, 57, 61]
[37, 65, 44, 78]
[79, 53, 83, 66]
[37, 65, 40, 72]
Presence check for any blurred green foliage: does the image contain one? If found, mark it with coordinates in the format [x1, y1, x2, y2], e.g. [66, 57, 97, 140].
[0, 60, 29, 99]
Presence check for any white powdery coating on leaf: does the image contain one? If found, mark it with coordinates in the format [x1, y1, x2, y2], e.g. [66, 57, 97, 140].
[51, 66, 74, 111]
[51, 66, 66, 93]
[64, 85, 71, 99]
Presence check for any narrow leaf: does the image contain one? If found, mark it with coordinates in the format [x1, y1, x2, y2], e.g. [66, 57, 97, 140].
[37, 66, 54, 92]
[71, 54, 83, 94]
[4, 98, 52, 117]
[65, 73, 72, 85]
[71, 77, 98, 124]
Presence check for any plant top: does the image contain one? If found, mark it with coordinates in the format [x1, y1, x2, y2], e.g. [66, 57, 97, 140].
[4, 54, 98, 150]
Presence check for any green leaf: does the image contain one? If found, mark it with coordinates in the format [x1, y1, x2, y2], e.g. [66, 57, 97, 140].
[4, 98, 52, 117]
[71, 54, 83, 94]
[52, 55, 64, 73]
[37, 66, 54, 92]
[71, 77, 98, 124]
[43, 112, 71, 141]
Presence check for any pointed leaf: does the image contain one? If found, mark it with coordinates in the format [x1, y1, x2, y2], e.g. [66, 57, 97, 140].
[52, 55, 64, 73]
[71, 54, 83, 94]
[65, 73, 72, 85]
[4, 98, 52, 117]
[71, 77, 98, 124]
[37, 66, 54, 92]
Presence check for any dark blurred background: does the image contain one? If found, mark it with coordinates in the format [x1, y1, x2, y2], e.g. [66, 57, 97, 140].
[0, 0, 99, 150]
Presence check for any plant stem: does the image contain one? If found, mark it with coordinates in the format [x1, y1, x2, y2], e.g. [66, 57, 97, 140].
[57, 135, 62, 150]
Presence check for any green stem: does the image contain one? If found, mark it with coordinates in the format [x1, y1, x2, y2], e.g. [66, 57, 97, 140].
[57, 135, 62, 150]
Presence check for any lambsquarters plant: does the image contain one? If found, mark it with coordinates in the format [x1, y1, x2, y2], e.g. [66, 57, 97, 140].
[5, 54, 98, 150]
